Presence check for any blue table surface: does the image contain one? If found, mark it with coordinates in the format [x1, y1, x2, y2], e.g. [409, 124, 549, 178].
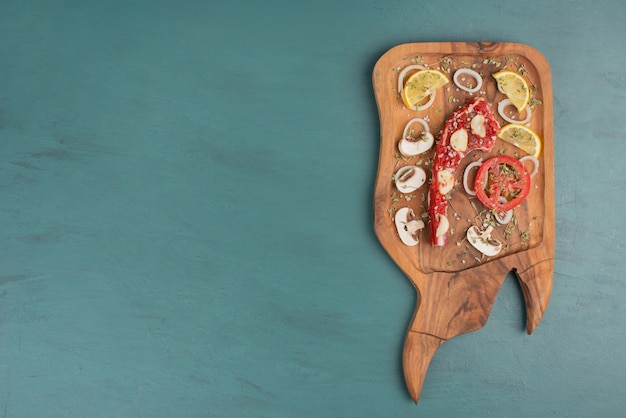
[1, 0, 625, 416]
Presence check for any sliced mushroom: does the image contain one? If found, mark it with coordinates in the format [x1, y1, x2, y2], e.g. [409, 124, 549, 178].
[470, 114, 486, 138]
[399, 132, 434, 156]
[466, 225, 503, 256]
[399, 118, 434, 156]
[394, 165, 427, 194]
[394, 207, 425, 246]
[450, 128, 468, 152]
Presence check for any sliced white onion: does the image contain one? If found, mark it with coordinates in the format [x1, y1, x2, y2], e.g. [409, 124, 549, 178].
[497, 99, 532, 124]
[402, 117, 430, 138]
[496, 211, 513, 225]
[519, 155, 539, 178]
[414, 90, 436, 111]
[399, 117, 434, 156]
[397, 64, 426, 95]
[397, 64, 436, 111]
[495, 197, 513, 225]
[462, 158, 483, 196]
[453, 68, 482, 93]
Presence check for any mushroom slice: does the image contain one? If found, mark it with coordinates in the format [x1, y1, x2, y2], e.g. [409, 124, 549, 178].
[399, 131, 434, 156]
[394, 207, 425, 246]
[394, 165, 427, 194]
[466, 225, 503, 257]
[399, 118, 434, 156]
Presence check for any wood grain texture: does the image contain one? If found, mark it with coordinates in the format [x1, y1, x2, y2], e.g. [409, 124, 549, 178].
[372, 42, 555, 403]
[2, 1, 626, 415]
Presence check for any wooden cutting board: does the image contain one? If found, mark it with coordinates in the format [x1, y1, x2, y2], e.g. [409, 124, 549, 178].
[372, 42, 554, 403]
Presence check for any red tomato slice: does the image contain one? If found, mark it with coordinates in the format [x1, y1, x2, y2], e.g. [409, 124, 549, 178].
[474, 155, 530, 212]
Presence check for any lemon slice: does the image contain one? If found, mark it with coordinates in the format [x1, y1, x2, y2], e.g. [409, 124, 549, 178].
[402, 69, 449, 110]
[492, 70, 530, 112]
[498, 124, 542, 157]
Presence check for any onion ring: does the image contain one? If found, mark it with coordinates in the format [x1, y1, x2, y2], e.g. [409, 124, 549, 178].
[462, 158, 483, 196]
[498, 99, 532, 124]
[453, 68, 482, 93]
[414, 90, 436, 111]
[397, 64, 436, 111]
[495, 197, 513, 224]
[519, 155, 539, 178]
[402, 117, 430, 139]
[397, 64, 426, 95]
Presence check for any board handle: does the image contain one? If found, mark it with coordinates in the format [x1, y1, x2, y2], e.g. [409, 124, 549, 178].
[401, 258, 553, 401]
[401, 268, 508, 402]
[403, 331, 444, 403]
[513, 258, 554, 334]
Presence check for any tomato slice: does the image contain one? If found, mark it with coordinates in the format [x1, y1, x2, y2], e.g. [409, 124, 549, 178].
[474, 155, 530, 212]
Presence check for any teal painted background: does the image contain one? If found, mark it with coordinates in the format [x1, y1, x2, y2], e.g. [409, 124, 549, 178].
[1, 0, 625, 416]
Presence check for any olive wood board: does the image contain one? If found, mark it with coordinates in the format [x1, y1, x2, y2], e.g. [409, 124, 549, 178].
[372, 42, 554, 403]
